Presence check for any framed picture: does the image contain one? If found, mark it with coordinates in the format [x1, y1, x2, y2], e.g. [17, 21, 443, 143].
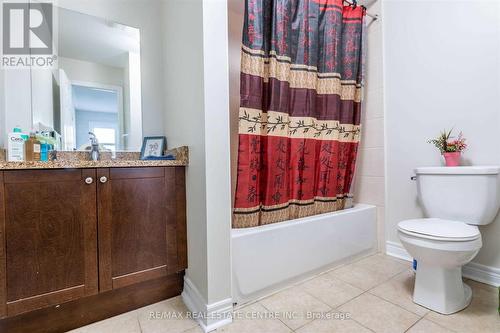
[140, 136, 167, 159]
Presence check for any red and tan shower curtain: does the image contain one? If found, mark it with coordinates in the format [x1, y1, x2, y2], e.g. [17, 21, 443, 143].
[233, 0, 365, 228]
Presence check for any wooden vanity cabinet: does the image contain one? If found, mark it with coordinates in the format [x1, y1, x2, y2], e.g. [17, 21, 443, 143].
[0, 167, 187, 330]
[97, 167, 187, 291]
[0, 169, 98, 318]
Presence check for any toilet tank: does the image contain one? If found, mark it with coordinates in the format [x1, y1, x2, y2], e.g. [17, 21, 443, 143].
[415, 166, 500, 225]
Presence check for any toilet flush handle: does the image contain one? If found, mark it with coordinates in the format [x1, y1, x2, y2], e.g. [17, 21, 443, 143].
[410, 176, 417, 181]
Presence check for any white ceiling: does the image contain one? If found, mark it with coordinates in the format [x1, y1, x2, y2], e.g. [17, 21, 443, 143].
[57, 8, 141, 68]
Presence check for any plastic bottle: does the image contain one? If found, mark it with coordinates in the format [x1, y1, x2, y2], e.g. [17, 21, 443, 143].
[25, 132, 41, 161]
[37, 134, 49, 162]
[7, 127, 27, 162]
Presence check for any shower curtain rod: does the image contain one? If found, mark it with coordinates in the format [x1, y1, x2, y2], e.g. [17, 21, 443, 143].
[343, 0, 379, 21]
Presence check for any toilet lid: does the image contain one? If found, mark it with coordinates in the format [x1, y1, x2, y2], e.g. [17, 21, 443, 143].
[398, 218, 480, 241]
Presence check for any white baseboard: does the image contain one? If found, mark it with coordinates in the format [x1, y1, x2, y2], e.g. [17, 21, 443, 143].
[462, 262, 500, 287]
[182, 276, 233, 332]
[386, 241, 413, 261]
[386, 241, 500, 287]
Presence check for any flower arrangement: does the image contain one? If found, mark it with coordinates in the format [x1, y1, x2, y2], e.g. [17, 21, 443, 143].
[428, 129, 467, 166]
[428, 129, 467, 153]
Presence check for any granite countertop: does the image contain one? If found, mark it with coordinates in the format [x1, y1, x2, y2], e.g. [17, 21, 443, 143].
[0, 146, 189, 170]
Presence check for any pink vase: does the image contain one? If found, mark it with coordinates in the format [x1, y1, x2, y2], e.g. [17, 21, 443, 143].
[443, 152, 461, 167]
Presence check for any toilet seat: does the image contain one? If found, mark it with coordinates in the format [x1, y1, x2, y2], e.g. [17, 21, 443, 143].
[398, 218, 480, 242]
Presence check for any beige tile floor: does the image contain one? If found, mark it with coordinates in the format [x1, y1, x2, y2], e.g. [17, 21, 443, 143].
[69, 253, 500, 333]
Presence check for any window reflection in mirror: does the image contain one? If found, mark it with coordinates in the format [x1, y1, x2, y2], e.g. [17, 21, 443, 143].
[31, 7, 142, 151]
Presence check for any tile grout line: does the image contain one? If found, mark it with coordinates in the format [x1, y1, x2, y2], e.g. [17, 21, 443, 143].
[301, 253, 407, 299]
[325, 260, 424, 331]
[291, 254, 388, 308]
[364, 270, 432, 318]
[333, 289, 419, 333]
[331, 266, 408, 291]
[238, 254, 408, 333]
[403, 315, 460, 333]
[347, 317, 377, 333]
[239, 253, 381, 309]
[261, 253, 385, 332]
[333, 289, 378, 333]
[364, 289, 427, 318]
[422, 313, 461, 333]
[331, 291, 377, 333]
[325, 290, 375, 332]
[298, 277, 364, 310]
[256, 299, 309, 332]
[348, 266, 464, 332]
[403, 317, 425, 333]
[138, 317, 143, 333]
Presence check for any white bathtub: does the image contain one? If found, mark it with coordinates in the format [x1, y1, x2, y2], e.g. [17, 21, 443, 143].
[232, 204, 377, 304]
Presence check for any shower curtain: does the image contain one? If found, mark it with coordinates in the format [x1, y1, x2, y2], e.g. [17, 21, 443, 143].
[233, 0, 365, 228]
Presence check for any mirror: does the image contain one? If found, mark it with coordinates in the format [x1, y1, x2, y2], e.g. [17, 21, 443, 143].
[30, 7, 142, 151]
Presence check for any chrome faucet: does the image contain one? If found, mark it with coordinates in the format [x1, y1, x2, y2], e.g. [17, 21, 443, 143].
[89, 132, 100, 161]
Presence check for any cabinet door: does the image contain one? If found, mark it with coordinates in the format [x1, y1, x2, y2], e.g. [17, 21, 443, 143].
[0, 172, 6, 319]
[97, 167, 186, 291]
[0, 169, 98, 317]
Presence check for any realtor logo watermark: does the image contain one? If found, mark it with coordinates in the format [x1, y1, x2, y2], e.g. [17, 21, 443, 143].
[2, 1, 57, 68]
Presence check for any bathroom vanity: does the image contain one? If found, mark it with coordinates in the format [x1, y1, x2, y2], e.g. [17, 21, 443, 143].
[0, 3, 191, 331]
[0, 154, 188, 332]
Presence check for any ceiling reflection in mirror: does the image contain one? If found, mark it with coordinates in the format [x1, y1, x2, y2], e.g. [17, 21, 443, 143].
[31, 7, 142, 151]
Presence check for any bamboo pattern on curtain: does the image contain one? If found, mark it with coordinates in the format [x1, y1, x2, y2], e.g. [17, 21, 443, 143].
[233, 0, 365, 228]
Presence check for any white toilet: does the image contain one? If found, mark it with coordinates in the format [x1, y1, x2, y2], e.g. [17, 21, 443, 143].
[398, 166, 500, 314]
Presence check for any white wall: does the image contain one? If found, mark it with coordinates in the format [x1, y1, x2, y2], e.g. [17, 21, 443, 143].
[1, 0, 31, 144]
[0, 3, 31, 142]
[126, 52, 143, 150]
[384, 0, 500, 269]
[0, 70, 4, 148]
[0, 3, 3, 148]
[201, 0, 232, 305]
[162, 0, 232, 328]
[2, 69, 32, 140]
[59, 57, 124, 87]
[354, 0, 385, 251]
[31, 69, 54, 128]
[162, 0, 208, 300]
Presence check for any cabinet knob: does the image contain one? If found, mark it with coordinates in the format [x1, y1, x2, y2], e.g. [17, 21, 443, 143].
[99, 176, 108, 184]
[85, 177, 94, 185]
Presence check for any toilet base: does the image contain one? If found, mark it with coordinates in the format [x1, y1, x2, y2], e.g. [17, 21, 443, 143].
[413, 263, 472, 314]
